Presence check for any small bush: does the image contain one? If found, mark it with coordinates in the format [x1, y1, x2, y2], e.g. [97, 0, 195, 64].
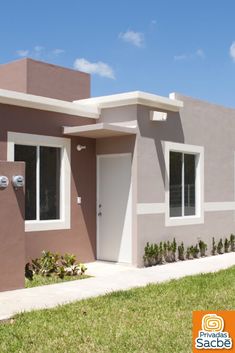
[25, 251, 87, 280]
[230, 234, 235, 252]
[217, 239, 224, 255]
[198, 240, 207, 257]
[178, 242, 185, 261]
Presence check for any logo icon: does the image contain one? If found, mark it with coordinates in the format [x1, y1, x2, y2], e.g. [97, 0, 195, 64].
[193, 311, 234, 351]
[202, 314, 224, 333]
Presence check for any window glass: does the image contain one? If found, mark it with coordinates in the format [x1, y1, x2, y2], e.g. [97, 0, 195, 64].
[14, 144, 37, 220]
[170, 152, 182, 217]
[184, 154, 196, 216]
[14, 144, 61, 221]
[40, 147, 61, 220]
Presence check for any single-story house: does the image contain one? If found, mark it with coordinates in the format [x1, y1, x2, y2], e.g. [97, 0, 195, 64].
[0, 58, 234, 291]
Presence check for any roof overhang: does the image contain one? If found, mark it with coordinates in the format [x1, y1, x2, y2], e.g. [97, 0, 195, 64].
[63, 122, 137, 138]
[0, 89, 99, 119]
[74, 91, 183, 112]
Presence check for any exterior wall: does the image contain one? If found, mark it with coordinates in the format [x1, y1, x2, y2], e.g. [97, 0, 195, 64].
[0, 161, 25, 291]
[0, 59, 27, 94]
[0, 103, 96, 264]
[136, 98, 235, 265]
[0, 58, 90, 101]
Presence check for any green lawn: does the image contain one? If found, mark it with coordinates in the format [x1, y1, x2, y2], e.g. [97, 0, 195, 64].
[25, 274, 90, 288]
[1, 266, 235, 353]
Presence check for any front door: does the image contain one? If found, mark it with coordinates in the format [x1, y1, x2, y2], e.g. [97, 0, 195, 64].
[97, 154, 132, 263]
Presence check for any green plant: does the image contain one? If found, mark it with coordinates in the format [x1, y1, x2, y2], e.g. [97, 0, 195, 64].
[163, 242, 167, 261]
[178, 242, 185, 261]
[31, 258, 41, 274]
[212, 237, 217, 256]
[217, 239, 224, 255]
[27, 251, 87, 279]
[172, 238, 177, 262]
[230, 234, 235, 252]
[25, 263, 33, 281]
[198, 240, 207, 257]
[224, 238, 230, 253]
[186, 246, 194, 260]
[159, 242, 163, 264]
[193, 244, 200, 259]
[39, 250, 60, 276]
[143, 242, 151, 267]
[143, 242, 159, 266]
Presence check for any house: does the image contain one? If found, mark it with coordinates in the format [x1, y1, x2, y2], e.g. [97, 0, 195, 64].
[0, 58, 234, 291]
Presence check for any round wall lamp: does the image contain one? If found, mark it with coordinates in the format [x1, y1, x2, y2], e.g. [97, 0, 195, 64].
[76, 144, 86, 152]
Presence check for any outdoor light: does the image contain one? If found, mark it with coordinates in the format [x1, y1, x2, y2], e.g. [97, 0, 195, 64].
[76, 144, 86, 152]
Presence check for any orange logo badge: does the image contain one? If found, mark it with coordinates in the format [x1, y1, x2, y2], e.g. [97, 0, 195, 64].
[193, 311, 235, 351]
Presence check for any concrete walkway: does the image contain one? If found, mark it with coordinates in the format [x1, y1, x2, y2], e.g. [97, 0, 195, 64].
[0, 252, 235, 320]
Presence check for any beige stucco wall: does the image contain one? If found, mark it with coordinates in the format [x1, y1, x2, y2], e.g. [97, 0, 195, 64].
[136, 96, 235, 265]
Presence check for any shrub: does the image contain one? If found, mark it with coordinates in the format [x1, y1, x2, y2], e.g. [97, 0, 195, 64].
[217, 239, 224, 255]
[198, 240, 207, 257]
[230, 234, 235, 252]
[25, 251, 87, 279]
[193, 245, 200, 259]
[212, 237, 217, 256]
[224, 238, 230, 253]
[186, 246, 194, 260]
[178, 242, 185, 261]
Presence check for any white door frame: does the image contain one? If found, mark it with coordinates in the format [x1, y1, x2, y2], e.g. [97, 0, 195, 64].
[96, 153, 132, 262]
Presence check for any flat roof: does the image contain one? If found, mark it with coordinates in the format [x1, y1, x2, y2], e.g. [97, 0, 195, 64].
[63, 122, 137, 138]
[0, 89, 99, 119]
[75, 91, 184, 112]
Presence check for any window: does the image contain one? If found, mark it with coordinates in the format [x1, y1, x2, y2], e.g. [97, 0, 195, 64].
[165, 141, 204, 226]
[8, 132, 71, 232]
[15, 145, 61, 221]
[170, 152, 196, 217]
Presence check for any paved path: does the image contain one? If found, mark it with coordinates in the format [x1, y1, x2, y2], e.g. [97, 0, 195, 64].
[0, 253, 235, 320]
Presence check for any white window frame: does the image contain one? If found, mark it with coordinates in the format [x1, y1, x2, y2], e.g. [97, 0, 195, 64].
[164, 141, 204, 226]
[8, 132, 71, 232]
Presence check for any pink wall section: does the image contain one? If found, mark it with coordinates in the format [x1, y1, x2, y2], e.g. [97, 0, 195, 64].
[0, 58, 90, 101]
[0, 103, 97, 265]
[0, 161, 25, 291]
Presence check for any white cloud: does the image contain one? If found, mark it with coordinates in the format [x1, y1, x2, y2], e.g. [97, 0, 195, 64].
[196, 49, 205, 58]
[73, 58, 115, 79]
[52, 48, 65, 55]
[16, 49, 29, 57]
[34, 45, 44, 52]
[119, 30, 144, 47]
[16, 46, 65, 60]
[174, 49, 205, 61]
[174, 54, 187, 61]
[230, 42, 235, 62]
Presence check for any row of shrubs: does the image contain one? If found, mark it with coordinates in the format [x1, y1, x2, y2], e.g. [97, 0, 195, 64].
[25, 251, 87, 280]
[143, 234, 235, 267]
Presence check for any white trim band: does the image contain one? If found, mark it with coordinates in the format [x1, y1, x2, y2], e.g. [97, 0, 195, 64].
[137, 203, 165, 215]
[137, 202, 235, 215]
[204, 202, 235, 212]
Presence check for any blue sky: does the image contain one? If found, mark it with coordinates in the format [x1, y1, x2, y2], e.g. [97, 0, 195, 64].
[1, 1, 235, 107]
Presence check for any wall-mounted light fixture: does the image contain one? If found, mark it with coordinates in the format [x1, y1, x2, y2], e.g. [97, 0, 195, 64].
[76, 144, 86, 152]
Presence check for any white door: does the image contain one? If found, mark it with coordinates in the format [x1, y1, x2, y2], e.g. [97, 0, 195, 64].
[97, 154, 132, 263]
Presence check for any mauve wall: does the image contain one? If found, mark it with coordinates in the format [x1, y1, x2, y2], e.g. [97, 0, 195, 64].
[0, 103, 96, 264]
[0, 161, 25, 291]
[137, 97, 235, 265]
[0, 58, 90, 101]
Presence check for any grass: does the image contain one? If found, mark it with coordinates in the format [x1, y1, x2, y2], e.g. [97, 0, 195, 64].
[25, 274, 90, 288]
[1, 266, 235, 353]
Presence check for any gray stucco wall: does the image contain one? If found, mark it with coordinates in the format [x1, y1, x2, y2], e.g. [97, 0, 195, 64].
[137, 95, 235, 265]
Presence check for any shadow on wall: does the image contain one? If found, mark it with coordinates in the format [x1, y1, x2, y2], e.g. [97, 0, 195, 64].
[71, 137, 97, 259]
[137, 106, 185, 187]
